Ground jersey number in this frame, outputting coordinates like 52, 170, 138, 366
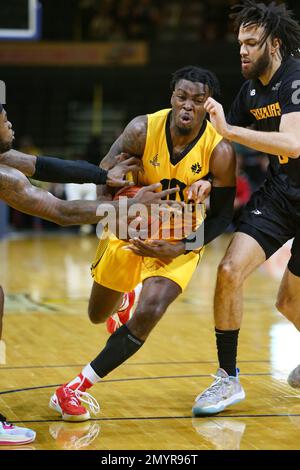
160, 178, 186, 201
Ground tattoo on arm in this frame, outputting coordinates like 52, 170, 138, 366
0, 166, 111, 226
0, 166, 61, 220
0, 149, 37, 176
100, 135, 123, 170
121, 115, 147, 156
100, 115, 147, 170
98, 115, 147, 198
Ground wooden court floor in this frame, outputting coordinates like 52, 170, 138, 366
0, 232, 300, 451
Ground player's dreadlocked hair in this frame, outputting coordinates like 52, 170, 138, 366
171, 66, 221, 98
230, 1, 300, 58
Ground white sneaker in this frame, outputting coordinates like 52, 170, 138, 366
287, 365, 300, 388
192, 368, 245, 416
0, 415, 36, 445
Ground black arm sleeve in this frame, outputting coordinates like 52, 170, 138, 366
183, 186, 236, 251
32, 156, 108, 184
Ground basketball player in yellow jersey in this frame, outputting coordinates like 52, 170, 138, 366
50, 66, 237, 421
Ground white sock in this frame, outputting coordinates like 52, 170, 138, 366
82, 363, 101, 385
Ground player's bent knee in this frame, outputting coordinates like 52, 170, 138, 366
217, 259, 242, 286
275, 293, 300, 324
128, 303, 165, 337
88, 305, 106, 324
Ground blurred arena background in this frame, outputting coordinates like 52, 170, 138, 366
3, 0, 299, 235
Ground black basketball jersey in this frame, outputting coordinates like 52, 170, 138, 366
227, 56, 300, 205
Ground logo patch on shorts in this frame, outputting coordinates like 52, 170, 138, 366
251, 209, 262, 215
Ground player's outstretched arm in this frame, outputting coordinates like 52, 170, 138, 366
205, 97, 300, 159
0, 149, 37, 176
0, 165, 105, 226
0, 149, 141, 187
0, 167, 180, 227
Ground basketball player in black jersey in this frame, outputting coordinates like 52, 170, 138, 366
193, 0, 300, 416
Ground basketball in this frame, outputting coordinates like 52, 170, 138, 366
114, 185, 142, 200
113, 185, 195, 241
113, 185, 160, 240
113, 185, 200, 241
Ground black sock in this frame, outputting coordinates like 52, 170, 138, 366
215, 328, 239, 377
90, 325, 144, 378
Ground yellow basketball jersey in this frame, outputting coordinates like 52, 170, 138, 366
137, 108, 223, 202
91, 110, 220, 285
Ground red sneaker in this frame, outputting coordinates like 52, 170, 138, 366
106, 290, 136, 334
49, 385, 100, 422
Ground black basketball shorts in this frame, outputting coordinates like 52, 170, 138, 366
236, 189, 300, 277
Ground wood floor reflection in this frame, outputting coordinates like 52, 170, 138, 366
0, 233, 300, 450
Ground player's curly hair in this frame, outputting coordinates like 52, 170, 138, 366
230, 0, 300, 58
170, 66, 221, 98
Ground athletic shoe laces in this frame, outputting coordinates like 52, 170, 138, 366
195, 374, 229, 401
0, 414, 14, 428
73, 389, 100, 415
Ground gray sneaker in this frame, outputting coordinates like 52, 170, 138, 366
192, 368, 246, 416
287, 365, 300, 388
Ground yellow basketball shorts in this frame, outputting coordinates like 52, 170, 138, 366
91, 236, 203, 293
